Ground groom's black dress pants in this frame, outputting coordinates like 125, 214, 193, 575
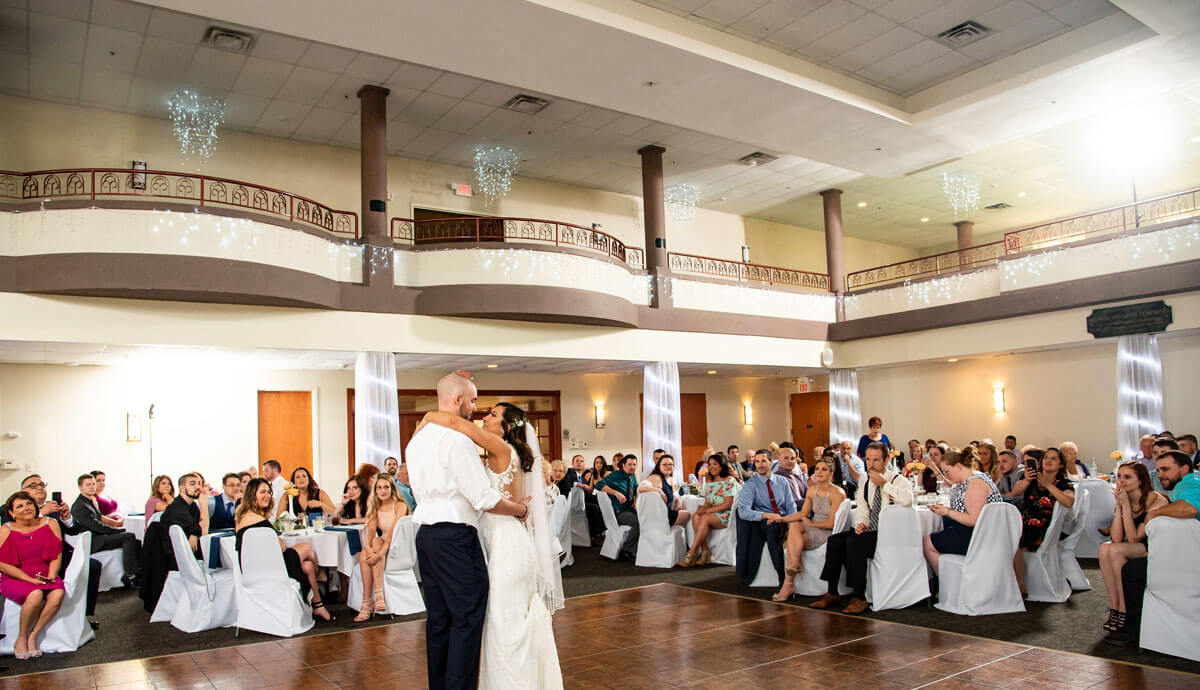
416, 523, 489, 690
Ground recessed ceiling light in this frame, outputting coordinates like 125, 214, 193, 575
1017, 192, 1026, 197
857, 201, 867, 207
706, 370, 717, 375
486, 364, 499, 368
920, 217, 930, 222
947, 358, 958, 362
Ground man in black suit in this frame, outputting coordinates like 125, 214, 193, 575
159, 473, 206, 564
72, 474, 140, 588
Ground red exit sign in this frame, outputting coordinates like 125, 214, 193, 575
453, 183, 473, 197
797, 382, 809, 392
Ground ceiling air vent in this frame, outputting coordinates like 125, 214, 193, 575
203, 26, 254, 53
503, 94, 550, 114
984, 202, 1012, 210
935, 21, 991, 49
737, 151, 778, 167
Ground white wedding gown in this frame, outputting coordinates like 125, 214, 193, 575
478, 446, 563, 690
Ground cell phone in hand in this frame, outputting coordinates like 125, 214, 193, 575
51, 491, 62, 503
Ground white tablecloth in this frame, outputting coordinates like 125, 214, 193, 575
916, 506, 944, 536
124, 515, 146, 542
201, 525, 363, 575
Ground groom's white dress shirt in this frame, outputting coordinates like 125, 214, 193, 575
407, 423, 501, 528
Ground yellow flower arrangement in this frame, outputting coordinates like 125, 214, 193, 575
890, 449, 902, 458
1110, 451, 1123, 460
915, 462, 926, 471
768, 441, 780, 451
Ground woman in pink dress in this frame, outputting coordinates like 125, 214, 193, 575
90, 471, 122, 526
0, 491, 67, 659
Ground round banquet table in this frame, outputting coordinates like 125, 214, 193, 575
124, 515, 146, 542
201, 525, 364, 575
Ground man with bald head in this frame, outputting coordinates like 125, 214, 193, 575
407, 372, 532, 689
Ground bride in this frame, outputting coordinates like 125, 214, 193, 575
419, 402, 564, 689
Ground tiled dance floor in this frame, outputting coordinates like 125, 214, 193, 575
0, 584, 1195, 689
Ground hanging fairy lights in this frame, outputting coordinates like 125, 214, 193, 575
474, 146, 519, 204
664, 183, 700, 222
167, 90, 225, 162
940, 171, 980, 219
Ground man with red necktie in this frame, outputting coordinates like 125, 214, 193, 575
734, 449, 797, 585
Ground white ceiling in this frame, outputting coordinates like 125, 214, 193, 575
636, 0, 1121, 97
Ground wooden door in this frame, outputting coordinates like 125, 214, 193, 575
639, 393, 707, 476
790, 392, 830, 462
395, 409, 559, 463
258, 391, 314, 481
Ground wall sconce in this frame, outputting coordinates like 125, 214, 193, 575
743, 402, 753, 426
594, 403, 606, 429
992, 385, 1005, 413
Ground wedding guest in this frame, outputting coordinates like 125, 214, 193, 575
237, 472, 252, 495
1004, 435, 1018, 453
355, 474, 410, 621
275, 467, 336, 519
72, 474, 139, 588
637, 454, 691, 528
774, 445, 807, 504
811, 442, 913, 614
207, 473, 241, 531
1098, 461, 1167, 634
907, 439, 924, 462
88, 471, 121, 526
1060, 441, 1089, 478
922, 447, 1004, 577
1178, 434, 1198, 465
335, 477, 369, 525
596, 454, 640, 560
677, 453, 737, 567
145, 474, 174, 519
926, 439, 938, 454
770, 458, 846, 601
160, 473, 207, 560
0, 492, 66, 659
995, 450, 1025, 507
856, 416, 893, 459
567, 455, 587, 487
543, 459, 560, 507
15, 475, 101, 629
1010, 447, 1075, 596
575, 459, 604, 541
734, 450, 797, 585
590, 456, 612, 487
835, 442, 864, 498
977, 443, 1001, 482
261, 460, 287, 515
1129, 434, 1157, 479
551, 460, 573, 497
235, 478, 332, 621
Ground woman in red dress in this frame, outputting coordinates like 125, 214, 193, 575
0, 491, 67, 659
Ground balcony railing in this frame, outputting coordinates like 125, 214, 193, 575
390, 216, 645, 269
668, 251, 830, 292
0, 168, 359, 238
848, 185, 1200, 291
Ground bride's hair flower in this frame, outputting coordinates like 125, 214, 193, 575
510, 418, 525, 429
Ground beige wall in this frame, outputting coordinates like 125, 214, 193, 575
743, 216, 918, 273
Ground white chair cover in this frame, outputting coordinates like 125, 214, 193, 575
1141, 518, 1200, 661
568, 487, 590, 548
633, 493, 684, 568
148, 511, 163, 524
551, 495, 573, 567
868, 506, 930, 611
1059, 490, 1091, 591
936, 503, 1025, 616
231, 528, 314, 637
794, 499, 853, 596
1074, 478, 1115, 558
150, 525, 236, 632
0, 533, 95, 654
1024, 502, 1072, 603
705, 487, 739, 567
596, 494, 632, 560
724, 507, 779, 588
92, 548, 125, 592
381, 516, 425, 615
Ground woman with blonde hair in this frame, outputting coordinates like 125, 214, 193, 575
977, 443, 1001, 482
354, 473, 410, 621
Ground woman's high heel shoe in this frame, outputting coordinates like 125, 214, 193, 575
354, 594, 374, 622
696, 549, 712, 566
374, 589, 387, 613
677, 551, 699, 568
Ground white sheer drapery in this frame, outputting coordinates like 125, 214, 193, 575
642, 362, 682, 484
354, 351, 401, 471
1116, 334, 1164, 462
829, 368, 862, 446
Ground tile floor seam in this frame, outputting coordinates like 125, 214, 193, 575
908, 648, 1039, 689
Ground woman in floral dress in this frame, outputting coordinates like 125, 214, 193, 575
1011, 447, 1075, 595
677, 452, 738, 567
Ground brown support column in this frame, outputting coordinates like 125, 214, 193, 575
820, 188, 845, 319
954, 220, 975, 251
357, 85, 391, 288
638, 144, 670, 308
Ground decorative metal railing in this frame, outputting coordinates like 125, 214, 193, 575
848, 186, 1200, 291
390, 216, 644, 269
667, 251, 830, 292
0, 168, 359, 237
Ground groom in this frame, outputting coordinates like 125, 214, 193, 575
408, 372, 531, 690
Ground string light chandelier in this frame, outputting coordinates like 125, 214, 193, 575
474, 146, 519, 204
167, 90, 225, 162
664, 183, 700, 222
940, 171, 981, 220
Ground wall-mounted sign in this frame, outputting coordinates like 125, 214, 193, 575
1086, 300, 1172, 339
452, 183, 473, 197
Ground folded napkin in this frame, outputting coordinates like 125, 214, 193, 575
323, 526, 363, 555
205, 531, 234, 569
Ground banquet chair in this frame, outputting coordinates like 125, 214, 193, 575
793, 499, 853, 596
150, 525, 236, 632
1140, 517, 1200, 662
596, 495, 632, 560
936, 503, 1025, 615
1024, 502, 1072, 603
634, 493, 685, 568
1059, 490, 1091, 591
551, 495, 573, 567
231, 528, 313, 637
568, 487, 590, 548
93, 548, 126, 592
705, 487, 739, 567
867, 506, 930, 611
0, 533, 95, 654
381, 516, 424, 615
1074, 478, 1114, 558
726, 508, 780, 588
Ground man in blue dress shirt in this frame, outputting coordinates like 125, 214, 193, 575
735, 449, 796, 585
207, 473, 241, 531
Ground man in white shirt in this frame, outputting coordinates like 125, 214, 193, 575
261, 460, 286, 515
408, 372, 530, 690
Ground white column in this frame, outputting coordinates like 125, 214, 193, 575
642, 362, 682, 485
354, 351, 401, 470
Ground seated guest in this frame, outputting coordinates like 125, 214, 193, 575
774, 445, 808, 504
207, 473, 242, 532
89, 471, 122, 526
160, 473, 207, 559
355, 474, 411, 621
596, 454, 641, 560
995, 450, 1025, 506
907, 439, 924, 462
382, 457, 416, 511
237, 472, 252, 495
544, 459, 560, 507
1010, 447, 1075, 596
1109, 451, 1199, 647
922, 447, 1004, 579
733, 450, 797, 585
235, 478, 332, 621
856, 416, 893, 459
353, 463, 381, 490
1178, 433, 1198, 466
677, 453, 738, 567
586, 455, 609, 488
1149, 437, 1179, 492
145, 474, 174, 519
811, 442, 913, 614
0, 492, 66, 659
637, 454, 691, 528
1098, 461, 1167, 634
72, 474, 140, 588
275, 467, 336, 519
834, 442, 865, 499
567, 455, 587, 488
335, 476, 369, 525
551, 460, 572, 497
770, 457, 846, 601
976, 444, 1001, 483
1060, 441, 1089, 478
